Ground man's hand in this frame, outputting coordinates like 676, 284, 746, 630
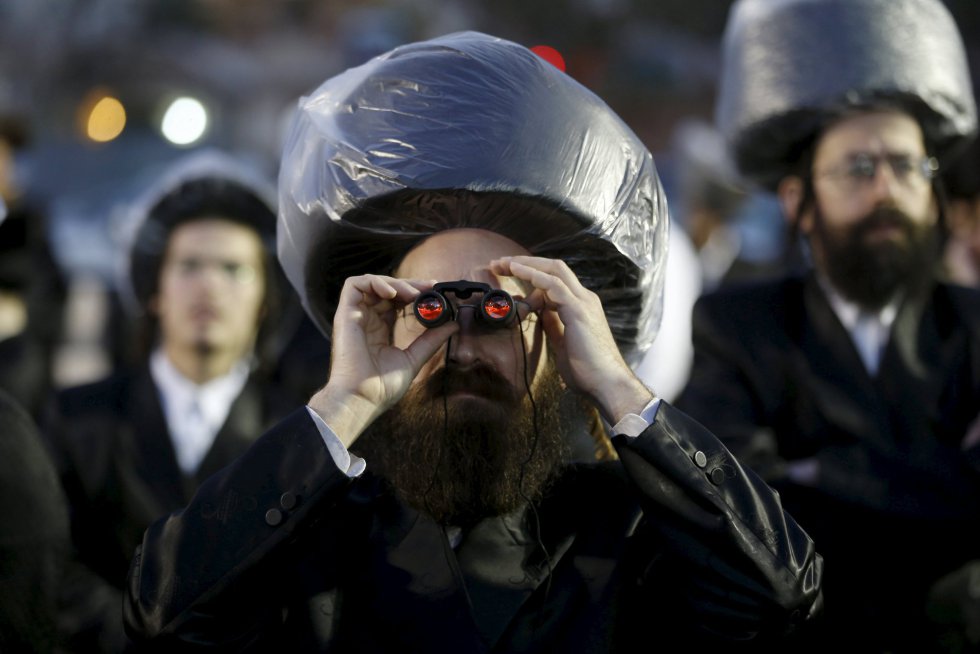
308, 274, 457, 447
489, 255, 654, 424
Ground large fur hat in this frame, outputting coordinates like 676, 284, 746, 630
276, 31, 669, 363
716, 0, 978, 190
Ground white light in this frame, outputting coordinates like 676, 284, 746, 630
161, 97, 208, 145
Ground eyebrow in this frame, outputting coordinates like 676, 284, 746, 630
842, 147, 922, 158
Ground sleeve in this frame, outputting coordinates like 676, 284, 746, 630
614, 401, 823, 643
305, 405, 366, 477
123, 408, 357, 648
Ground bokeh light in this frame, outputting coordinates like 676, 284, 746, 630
82, 94, 127, 143
160, 96, 209, 146
530, 45, 566, 72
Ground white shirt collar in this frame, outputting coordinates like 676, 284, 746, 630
817, 276, 901, 375
149, 348, 251, 475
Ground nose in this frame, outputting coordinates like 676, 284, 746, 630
867, 160, 902, 203
195, 263, 225, 289
447, 309, 484, 366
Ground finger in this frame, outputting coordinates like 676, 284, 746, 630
388, 278, 437, 302
402, 321, 459, 371
343, 275, 427, 310
503, 259, 579, 310
492, 255, 588, 296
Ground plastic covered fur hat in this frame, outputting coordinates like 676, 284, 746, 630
276, 31, 669, 364
716, 0, 978, 190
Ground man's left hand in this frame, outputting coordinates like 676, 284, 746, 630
489, 255, 654, 424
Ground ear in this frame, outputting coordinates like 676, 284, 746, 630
777, 175, 812, 234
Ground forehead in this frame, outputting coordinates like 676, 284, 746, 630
396, 228, 531, 291
814, 110, 927, 162
167, 217, 263, 259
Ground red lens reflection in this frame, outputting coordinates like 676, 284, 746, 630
416, 297, 445, 322
483, 296, 512, 320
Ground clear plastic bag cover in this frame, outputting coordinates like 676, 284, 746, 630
716, 0, 977, 190
277, 31, 669, 363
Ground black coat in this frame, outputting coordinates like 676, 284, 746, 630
123, 403, 822, 652
0, 389, 68, 654
676, 273, 980, 652
45, 367, 292, 652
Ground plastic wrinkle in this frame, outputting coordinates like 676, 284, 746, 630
276, 31, 670, 363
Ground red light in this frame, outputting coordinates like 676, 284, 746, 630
530, 45, 566, 72
483, 296, 512, 320
417, 297, 444, 322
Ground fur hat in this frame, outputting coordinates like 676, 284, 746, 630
716, 0, 977, 190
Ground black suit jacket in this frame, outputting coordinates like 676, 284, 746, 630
123, 403, 823, 652
45, 366, 291, 652
676, 273, 980, 651
0, 390, 68, 654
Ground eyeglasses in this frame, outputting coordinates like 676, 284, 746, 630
813, 152, 938, 192
167, 257, 258, 285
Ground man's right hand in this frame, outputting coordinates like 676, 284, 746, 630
308, 274, 457, 447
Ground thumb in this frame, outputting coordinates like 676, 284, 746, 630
402, 322, 459, 372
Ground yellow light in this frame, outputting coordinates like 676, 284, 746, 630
86, 95, 126, 142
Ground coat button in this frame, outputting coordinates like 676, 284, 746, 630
709, 468, 726, 485
265, 508, 283, 526
693, 451, 707, 468
280, 492, 298, 510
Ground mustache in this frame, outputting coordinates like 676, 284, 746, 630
854, 206, 916, 237
422, 363, 521, 403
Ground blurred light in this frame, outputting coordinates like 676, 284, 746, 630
530, 45, 566, 72
84, 94, 127, 143
161, 97, 208, 146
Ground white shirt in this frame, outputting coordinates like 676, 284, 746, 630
150, 349, 251, 475
818, 278, 900, 376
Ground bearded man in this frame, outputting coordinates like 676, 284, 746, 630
123, 32, 822, 652
676, 1, 980, 651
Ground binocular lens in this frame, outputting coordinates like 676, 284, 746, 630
415, 295, 447, 324
483, 295, 513, 321
412, 283, 517, 329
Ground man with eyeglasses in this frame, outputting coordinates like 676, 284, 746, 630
122, 33, 823, 652
44, 151, 294, 652
676, 0, 980, 651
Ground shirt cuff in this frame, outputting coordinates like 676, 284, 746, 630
304, 406, 366, 478
610, 397, 662, 438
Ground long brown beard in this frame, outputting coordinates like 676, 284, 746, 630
813, 204, 938, 310
353, 359, 567, 528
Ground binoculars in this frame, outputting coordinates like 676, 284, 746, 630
413, 280, 518, 328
